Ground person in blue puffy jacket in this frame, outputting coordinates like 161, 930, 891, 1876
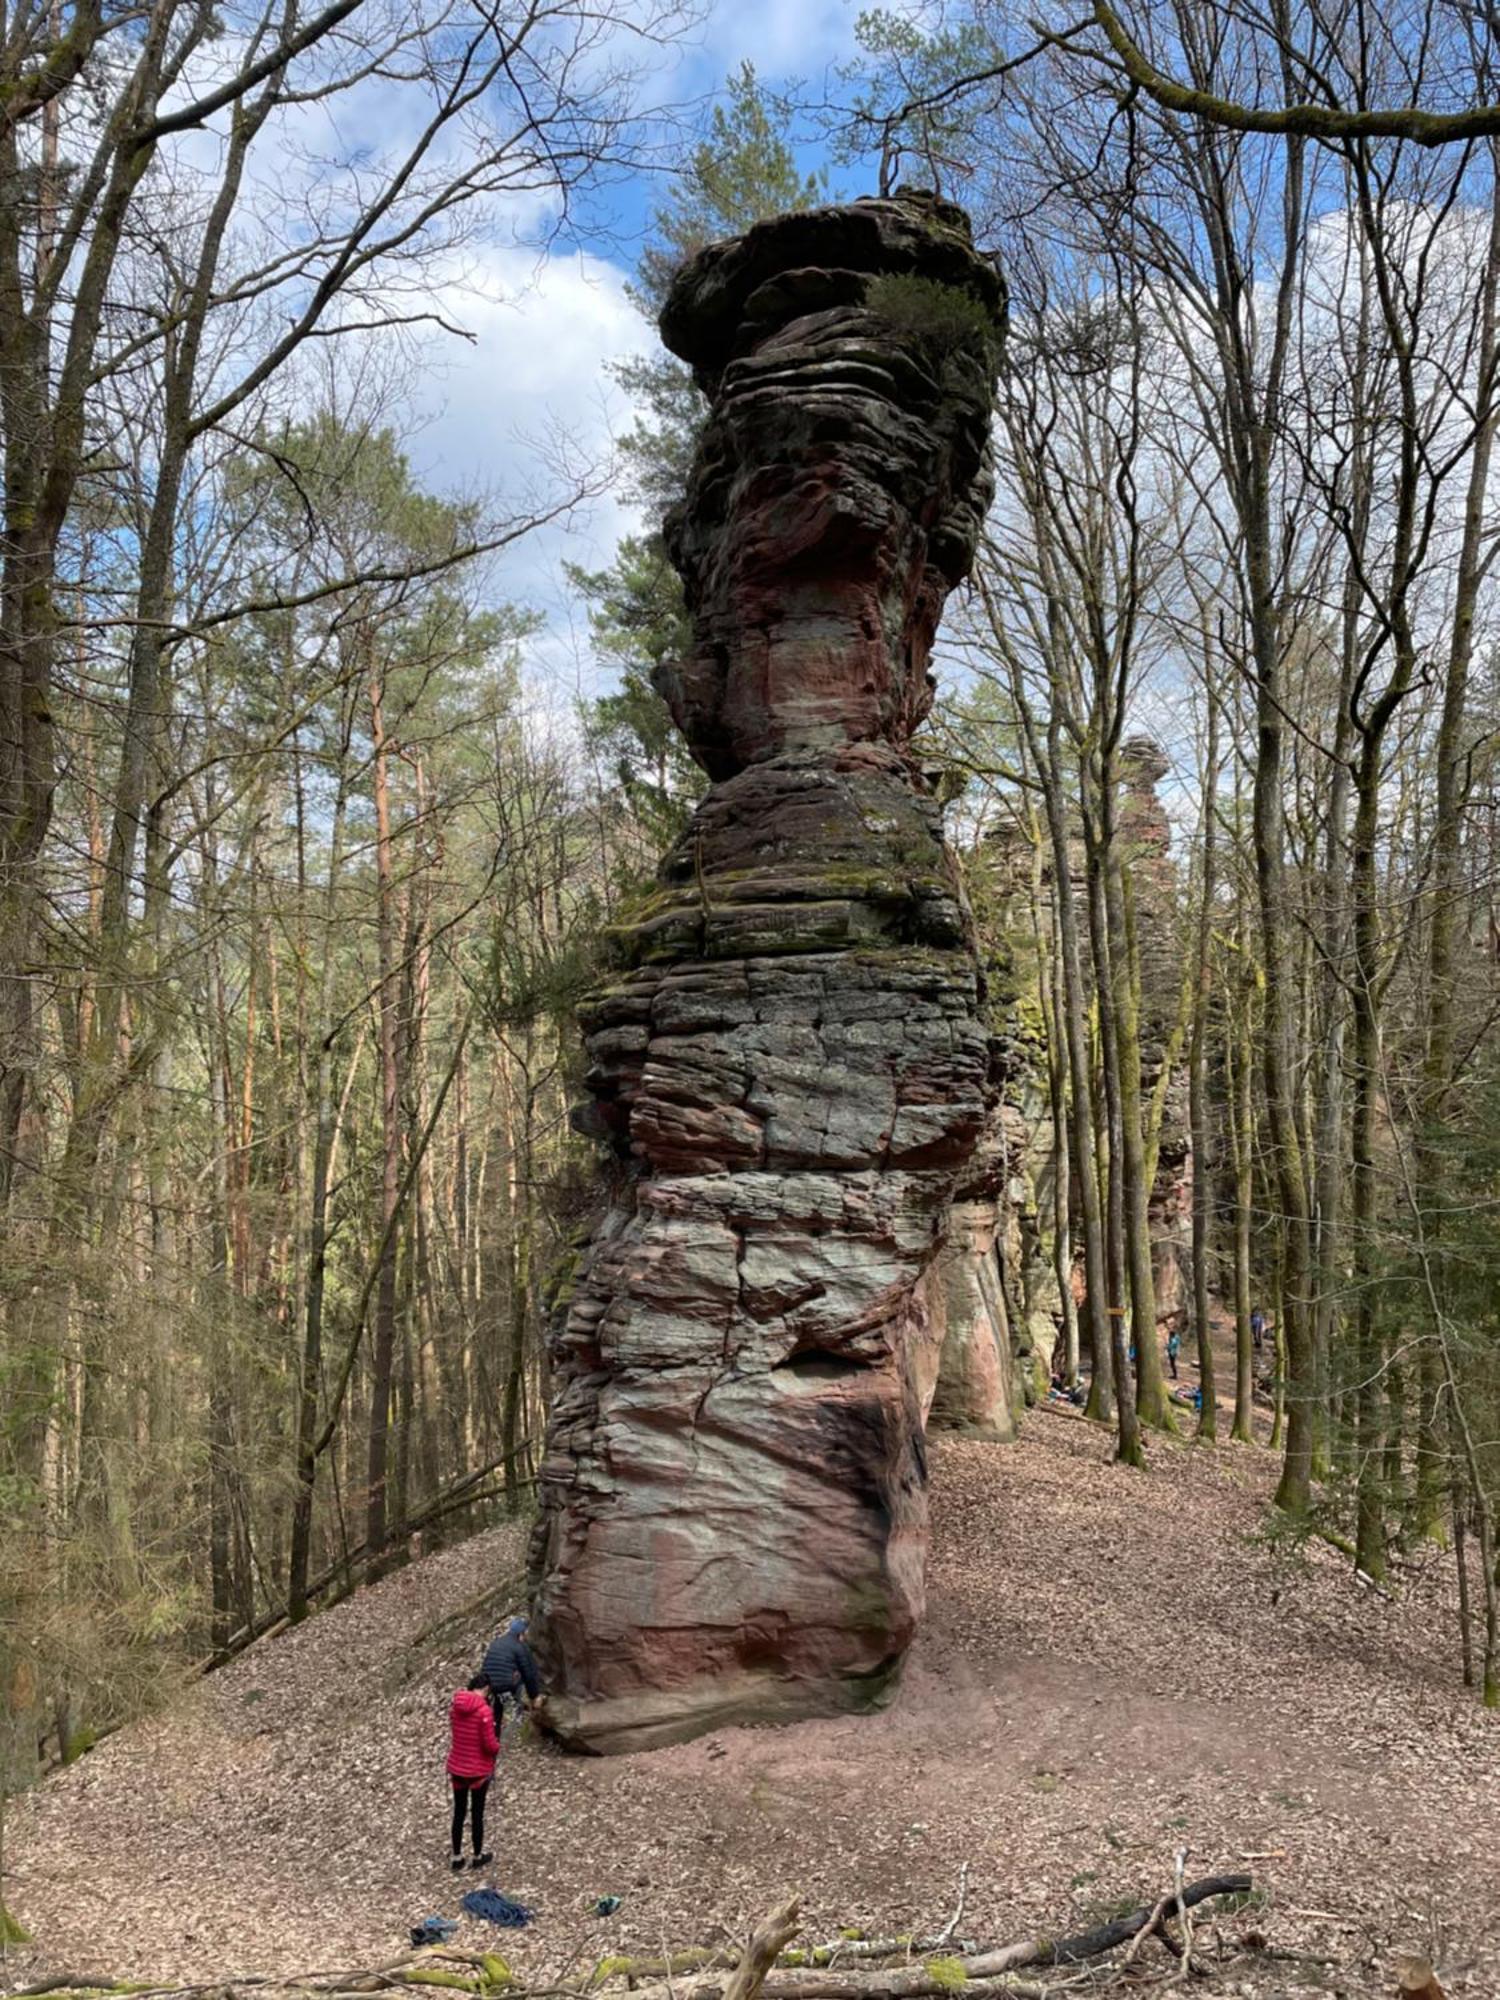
480, 1614, 541, 1722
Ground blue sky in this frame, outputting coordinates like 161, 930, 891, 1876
397, 0, 872, 709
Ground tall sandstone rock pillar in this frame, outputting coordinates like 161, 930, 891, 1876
529, 194, 1005, 1753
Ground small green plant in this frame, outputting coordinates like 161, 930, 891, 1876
1216, 1888, 1267, 1917
867, 274, 1002, 371
1, 1901, 31, 1946
1083, 1894, 1143, 1927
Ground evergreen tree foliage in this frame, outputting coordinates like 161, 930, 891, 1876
575, 65, 826, 803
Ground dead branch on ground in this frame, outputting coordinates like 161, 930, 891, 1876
5, 1874, 1260, 2000
721, 1901, 802, 2000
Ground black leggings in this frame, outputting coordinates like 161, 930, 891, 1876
451, 1777, 489, 1856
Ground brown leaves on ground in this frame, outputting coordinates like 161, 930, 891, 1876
3, 1414, 1496, 1997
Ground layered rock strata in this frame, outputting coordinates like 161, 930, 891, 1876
918, 1123, 1018, 1440
529, 193, 1005, 1754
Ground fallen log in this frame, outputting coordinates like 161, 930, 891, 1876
9, 1981, 130, 1997
777, 1940, 978, 1972
1037, 1870, 1251, 1967
596, 1876, 975, 1983
589, 1948, 723, 1983
619, 1876, 1254, 2000
589, 1938, 982, 1986
8, 1876, 1256, 2000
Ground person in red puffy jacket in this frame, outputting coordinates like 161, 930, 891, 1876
446, 1676, 499, 1870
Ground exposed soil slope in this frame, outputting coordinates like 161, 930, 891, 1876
4, 1413, 1496, 1997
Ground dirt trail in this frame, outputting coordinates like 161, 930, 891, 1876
4, 1409, 1496, 1998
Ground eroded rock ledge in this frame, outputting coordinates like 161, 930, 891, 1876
529, 193, 1005, 1753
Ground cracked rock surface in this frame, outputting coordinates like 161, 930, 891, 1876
529, 193, 1005, 1753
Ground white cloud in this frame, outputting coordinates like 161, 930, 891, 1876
406, 242, 651, 700
284, 0, 873, 705
696, 0, 863, 77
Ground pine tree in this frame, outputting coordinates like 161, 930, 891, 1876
576, 66, 825, 799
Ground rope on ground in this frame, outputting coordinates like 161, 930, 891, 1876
460, 1890, 533, 1930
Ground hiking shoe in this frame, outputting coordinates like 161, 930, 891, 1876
471, 1851, 493, 1870
451, 1854, 468, 1871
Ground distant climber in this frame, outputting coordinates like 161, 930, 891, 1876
1166, 1327, 1181, 1380
480, 1614, 541, 1722
1048, 1369, 1087, 1409
1250, 1306, 1265, 1352
447, 1677, 498, 1872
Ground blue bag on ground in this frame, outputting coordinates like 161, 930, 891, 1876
463, 1888, 534, 1928
411, 1916, 459, 1946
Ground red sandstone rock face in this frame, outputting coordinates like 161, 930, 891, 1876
658, 197, 1002, 775
920, 1132, 1018, 1441
529, 194, 1004, 1753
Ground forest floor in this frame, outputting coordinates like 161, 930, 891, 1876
4, 1375, 1497, 1999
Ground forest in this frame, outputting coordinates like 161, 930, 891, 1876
2, 2, 1499, 1994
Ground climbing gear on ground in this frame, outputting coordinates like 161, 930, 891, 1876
594, 1896, 622, 1916
411, 1916, 460, 1947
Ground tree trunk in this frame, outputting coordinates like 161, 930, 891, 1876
1046, 926, 1079, 1383
1253, 586, 1314, 1513
287, 705, 354, 1623
1102, 782, 1165, 1431
1189, 690, 1218, 1440
1083, 790, 1141, 1465
1411, 149, 1500, 1545
1229, 986, 1255, 1445
1045, 771, 1114, 1431
364, 655, 403, 1574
